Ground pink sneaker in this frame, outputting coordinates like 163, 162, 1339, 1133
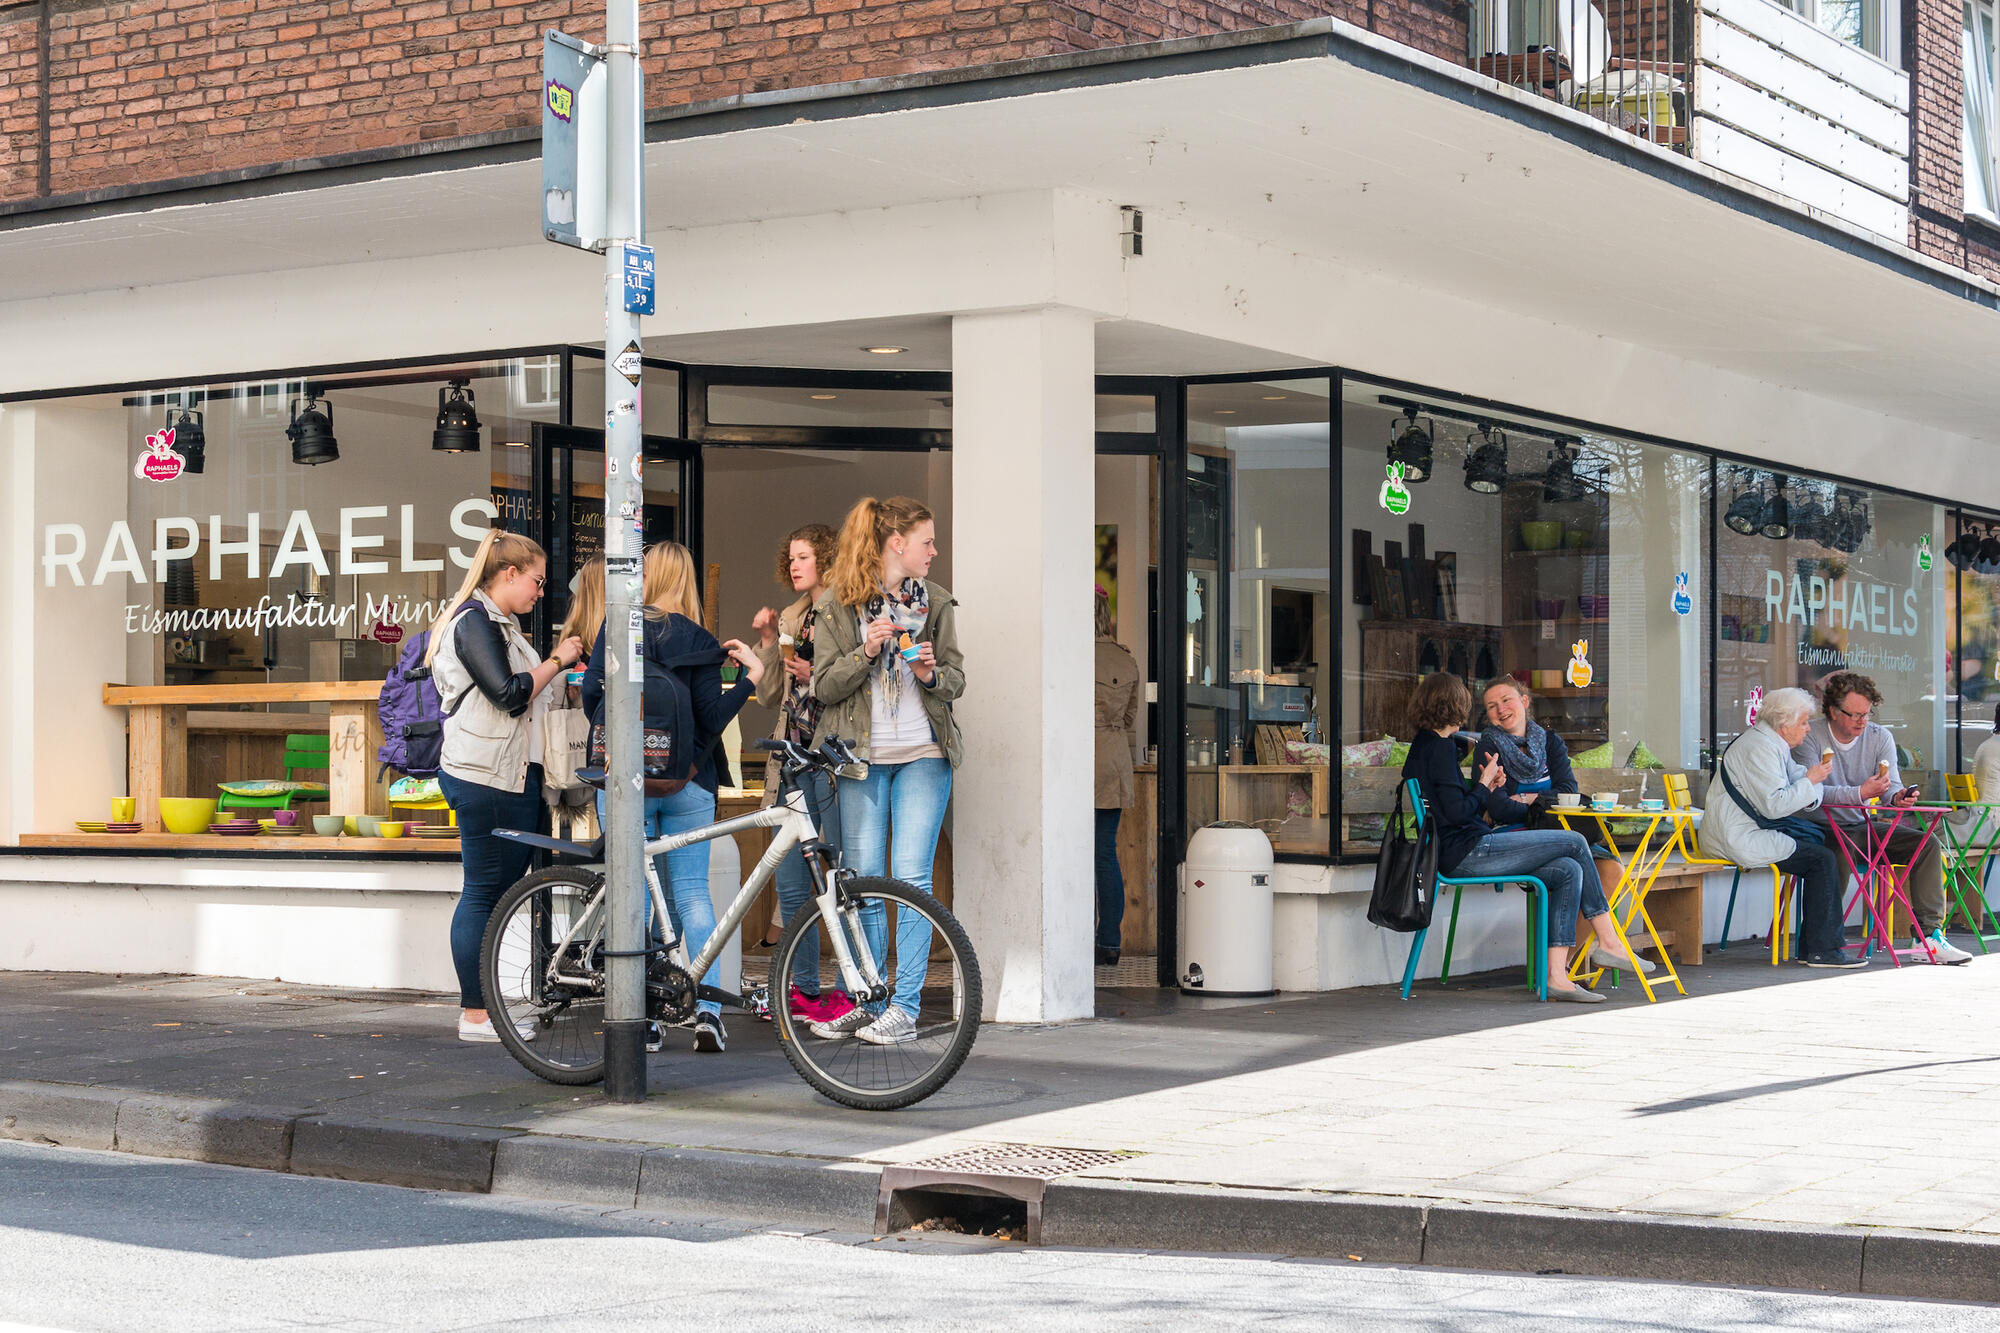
789, 988, 855, 1024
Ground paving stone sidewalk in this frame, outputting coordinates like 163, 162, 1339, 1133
5, 941, 2000, 1237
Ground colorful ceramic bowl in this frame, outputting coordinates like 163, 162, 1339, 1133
1520, 521, 1564, 551
376, 821, 407, 839
158, 797, 218, 835
313, 815, 345, 836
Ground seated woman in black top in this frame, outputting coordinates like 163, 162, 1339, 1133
1399, 672, 1644, 1003
1471, 676, 1641, 974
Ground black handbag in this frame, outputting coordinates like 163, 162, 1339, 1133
1368, 782, 1440, 932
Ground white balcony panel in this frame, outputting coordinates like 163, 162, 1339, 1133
1695, 117, 1909, 236
1694, 69, 1908, 199
1696, 12, 1908, 151
1699, 0, 1909, 110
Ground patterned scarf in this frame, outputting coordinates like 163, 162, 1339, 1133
864, 578, 931, 713
782, 602, 823, 747
1482, 719, 1550, 786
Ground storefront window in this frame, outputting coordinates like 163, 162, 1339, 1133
1336, 380, 1710, 852
1182, 378, 1331, 858
1949, 512, 2000, 764
1715, 470, 1945, 775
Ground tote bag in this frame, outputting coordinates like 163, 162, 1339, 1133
1367, 782, 1440, 932
540, 704, 592, 792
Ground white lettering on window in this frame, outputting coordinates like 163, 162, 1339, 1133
153, 518, 200, 582
43, 523, 85, 587
400, 504, 444, 573
92, 521, 148, 585
268, 509, 330, 581
448, 498, 501, 569
210, 513, 261, 580
339, 505, 389, 575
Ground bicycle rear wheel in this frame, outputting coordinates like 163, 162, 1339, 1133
480, 866, 609, 1086
771, 876, 980, 1110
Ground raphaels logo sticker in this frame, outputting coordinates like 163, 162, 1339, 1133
371, 621, 405, 647
134, 427, 185, 483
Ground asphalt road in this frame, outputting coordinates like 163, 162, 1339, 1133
0, 1141, 1990, 1332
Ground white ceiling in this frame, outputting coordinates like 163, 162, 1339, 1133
5, 39, 2000, 430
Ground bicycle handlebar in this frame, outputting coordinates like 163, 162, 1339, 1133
752, 734, 861, 774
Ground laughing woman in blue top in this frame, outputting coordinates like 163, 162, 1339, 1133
1470, 676, 1640, 974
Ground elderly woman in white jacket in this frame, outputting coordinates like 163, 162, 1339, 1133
1701, 686, 1861, 968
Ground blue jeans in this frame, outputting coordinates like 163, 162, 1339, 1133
440, 764, 544, 1010
842, 756, 952, 1018
598, 785, 723, 1018
1095, 808, 1124, 950
772, 768, 842, 996
1451, 828, 1608, 948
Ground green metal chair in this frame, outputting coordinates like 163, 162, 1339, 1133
215, 733, 332, 813
1396, 779, 1551, 1001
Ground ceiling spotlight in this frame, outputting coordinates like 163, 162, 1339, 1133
167, 400, 205, 474
810, 393, 839, 401
1214, 409, 1237, 416
1760, 475, 1792, 540
1462, 423, 1508, 494
862, 345, 907, 355
1261, 394, 1288, 401
1387, 406, 1434, 484
431, 378, 482, 453
286, 389, 339, 466
1949, 525, 1983, 570
1979, 528, 2000, 575
1541, 439, 1587, 502
1724, 471, 1764, 536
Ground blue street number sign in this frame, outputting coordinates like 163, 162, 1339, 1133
623, 244, 655, 316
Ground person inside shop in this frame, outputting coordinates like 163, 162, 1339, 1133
582, 541, 765, 1055
807, 495, 966, 1045
546, 555, 606, 840
1701, 686, 1860, 968
1400, 672, 1650, 1003
748, 521, 853, 1025
1094, 584, 1141, 969
428, 528, 586, 1044
1470, 676, 1648, 976
1792, 671, 1966, 965
1950, 700, 2000, 848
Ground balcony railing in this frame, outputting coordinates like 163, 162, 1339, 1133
1470, 0, 1911, 239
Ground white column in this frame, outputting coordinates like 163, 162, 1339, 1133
950, 306, 1097, 1023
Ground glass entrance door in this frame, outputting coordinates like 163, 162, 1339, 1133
530, 422, 701, 646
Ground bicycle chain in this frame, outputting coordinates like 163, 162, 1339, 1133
646, 957, 696, 1025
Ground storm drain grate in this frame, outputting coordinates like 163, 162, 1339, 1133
876, 1143, 1136, 1243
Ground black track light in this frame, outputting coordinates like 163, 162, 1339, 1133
432, 378, 482, 453
1542, 439, 1587, 503
1387, 406, 1434, 484
1760, 476, 1792, 540
167, 402, 205, 474
287, 389, 339, 465
1724, 471, 1764, 536
1463, 424, 1509, 494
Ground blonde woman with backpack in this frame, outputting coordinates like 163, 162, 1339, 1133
427, 528, 585, 1043
807, 496, 965, 1046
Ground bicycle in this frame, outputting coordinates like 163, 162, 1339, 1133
476, 736, 981, 1110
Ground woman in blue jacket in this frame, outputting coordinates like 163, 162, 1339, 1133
582, 541, 763, 1053
1400, 672, 1645, 1003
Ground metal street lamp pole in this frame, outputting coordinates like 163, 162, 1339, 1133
600, 0, 648, 1103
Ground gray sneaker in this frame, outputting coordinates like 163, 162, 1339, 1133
856, 1006, 918, 1045
808, 1005, 876, 1041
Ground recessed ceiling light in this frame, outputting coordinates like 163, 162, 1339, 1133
862, 346, 907, 355
1262, 394, 1288, 401
1214, 409, 1237, 415
810, 393, 838, 401
500, 440, 528, 448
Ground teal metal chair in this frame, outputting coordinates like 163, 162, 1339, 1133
1397, 779, 1551, 1001
216, 733, 332, 813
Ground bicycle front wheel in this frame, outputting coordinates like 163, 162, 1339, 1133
480, 866, 609, 1086
771, 876, 981, 1110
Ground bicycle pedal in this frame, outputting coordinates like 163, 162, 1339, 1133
746, 985, 772, 1020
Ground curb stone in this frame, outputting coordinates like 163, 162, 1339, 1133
6, 1080, 2000, 1303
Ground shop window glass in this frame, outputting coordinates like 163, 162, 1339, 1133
1715, 467, 1944, 775
569, 354, 681, 436
1096, 394, 1157, 433
1947, 512, 2000, 765
1336, 380, 1710, 852
705, 383, 950, 430
1182, 378, 1331, 859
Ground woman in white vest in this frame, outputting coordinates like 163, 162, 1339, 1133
427, 528, 585, 1042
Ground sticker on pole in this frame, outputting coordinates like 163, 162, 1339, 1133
622, 244, 655, 316
613, 341, 642, 384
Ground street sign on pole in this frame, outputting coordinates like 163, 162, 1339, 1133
622, 244, 655, 315
542, 30, 608, 252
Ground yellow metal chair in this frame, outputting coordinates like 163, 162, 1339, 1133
1660, 772, 1791, 961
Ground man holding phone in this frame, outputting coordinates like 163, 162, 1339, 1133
1793, 671, 1968, 965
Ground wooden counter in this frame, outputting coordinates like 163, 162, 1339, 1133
104, 682, 388, 831
19, 832, 453, 854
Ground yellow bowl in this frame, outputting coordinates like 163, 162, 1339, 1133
158, 797, 218, 835
376, 821, 406, 839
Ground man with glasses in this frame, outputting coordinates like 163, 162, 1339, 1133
1792, 672, 1968, 965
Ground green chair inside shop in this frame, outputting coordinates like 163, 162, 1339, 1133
216, 733, 332, 813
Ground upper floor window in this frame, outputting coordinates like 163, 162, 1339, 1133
1969, 0, 2000, 217
1780, 0, 1893, 60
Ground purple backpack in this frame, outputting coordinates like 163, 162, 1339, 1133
376, 603, 477, 778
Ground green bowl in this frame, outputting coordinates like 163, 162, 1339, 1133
1564, 530, 1590, 549
1520, 521, 1564, 551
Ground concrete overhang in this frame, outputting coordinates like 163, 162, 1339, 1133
2, 19, 1998, 442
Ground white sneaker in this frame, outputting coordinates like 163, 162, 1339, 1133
457, 1012, 538, 1043
808, 1006, 876, 1041
1923, 929, 1974, 966
855, 1006, 918, 1045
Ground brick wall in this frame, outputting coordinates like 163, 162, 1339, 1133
0, 0, 1485, 206
1908, 0, 2000, 282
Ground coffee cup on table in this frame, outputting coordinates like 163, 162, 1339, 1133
110, 797, 135, 823
1591, 791, 1619, 810
1554, 793, 1582, 808
273, 809, 298, 827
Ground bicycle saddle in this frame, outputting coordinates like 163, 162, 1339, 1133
493, 828, 605, 861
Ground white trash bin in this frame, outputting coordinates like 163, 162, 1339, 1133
1178, 822, 1275, 997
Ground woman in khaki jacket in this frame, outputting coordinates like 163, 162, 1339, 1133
806, 495, 965, 1046
1094, 587, 1140, 967
748, 522, 851, 1024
